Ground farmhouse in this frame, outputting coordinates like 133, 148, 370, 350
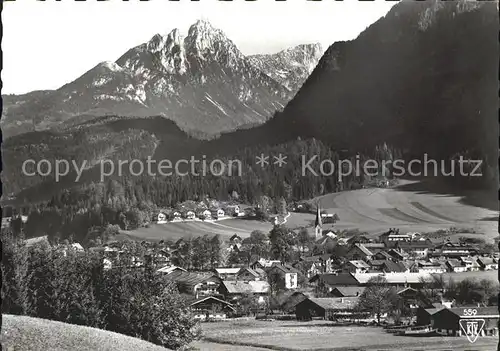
368, 260, 408, 273
214, 267, 241, 280
225, 205, 241, 217
163, 271, 222, 298
171, 211, 182, 221
156, 212, 168, 224
345, 243, 374, 261
344, 260, 370, 274
157, 265, 187, 275
445, 259, 467, 273
219, 280, 270, 303
419, 306, 500, 336
309, 273, 360, 295
189, 296, 236, 320
183, 210, 196, 220
266, 264, 300, 289
476, 257, 498, 270
236, 267, 262, 281
198, 209, 212, 220
279, 291, 311, 313
295, 297, 365, 321
211, 208, 225, 219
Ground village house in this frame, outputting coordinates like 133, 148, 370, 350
229, 234, 243, 245
224, 205, 241, 217
211, 208, 225, 220
189, 296, 236, 321
346, 235, 371, 245
329, 286, 365, 298
410, 260, 446, 274
214, 267, 241, 280
445, 259, 467, 273
368, 260, 408, 273
198, 209, 212, 220
183, 210, 196, 220
396, 240, 434, 258
344, 260, 371, 274
279, 291, 311, 313
171, 211, 182, 221
476, 256, 498, 270
157, 265, 187, 275
163, 271, 222, 298
236, 267, 263, 281
386, 248, 407, 261
295, 297, 366, 321
266, 264, 300, 290
345, 243, 374, 262
156, 212, 168, 224
379, 230, 411, 246
250, 258, 282, 270
396, 287, 433, 311
218, 280, 270, 304
298, 254, 334, 275
361, 242, 386, 254
309, 273, 360, 296
372, 250, 394, 261
432, 241, 478, 257
459, 256, 481, 271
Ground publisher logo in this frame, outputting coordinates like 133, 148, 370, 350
459, 318, 485, 343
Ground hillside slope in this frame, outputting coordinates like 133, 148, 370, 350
1, 314, 173, 351
187, 0, 498, 186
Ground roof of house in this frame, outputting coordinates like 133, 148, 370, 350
221, 280, 269, 294
374, 251, 393, 260
370, 260, 407, 273
349, 260, 370, 269
305, 297, 360, 310
214, 267, 241, 275
157, 265, 187, 274
163, 271, 219, 286
331, 286, 365, 297
238, 267, 260, 278
267, 263, 300, 274
446, 259, 463, 268
351, 243, 374, 257
189, 296, 236, 312
310, 273, 359, 286
477, 257, 495, 265
353, 272, 432, 285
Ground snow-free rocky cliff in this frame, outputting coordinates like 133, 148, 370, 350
1, 20, 322, 138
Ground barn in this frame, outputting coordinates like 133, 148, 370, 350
295, 297, 367, 321
418, 306, 499, 336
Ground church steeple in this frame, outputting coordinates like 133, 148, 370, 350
315, 202, 322, 240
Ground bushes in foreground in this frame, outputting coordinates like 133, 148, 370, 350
1, 231, 199, 349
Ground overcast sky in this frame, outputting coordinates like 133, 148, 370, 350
2, 0, 396, 94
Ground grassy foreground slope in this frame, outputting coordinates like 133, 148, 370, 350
1, 314, 173, 351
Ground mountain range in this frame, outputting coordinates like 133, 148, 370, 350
194, 0, 498, 183
2, 0, 498, 204
1, 20, 323, 139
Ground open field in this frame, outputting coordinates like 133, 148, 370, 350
194, 319, 497, 351
117, 218, 273, 242
119, 179, 497, 243
1, 314, 172, 351
287, 179, 498, 240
